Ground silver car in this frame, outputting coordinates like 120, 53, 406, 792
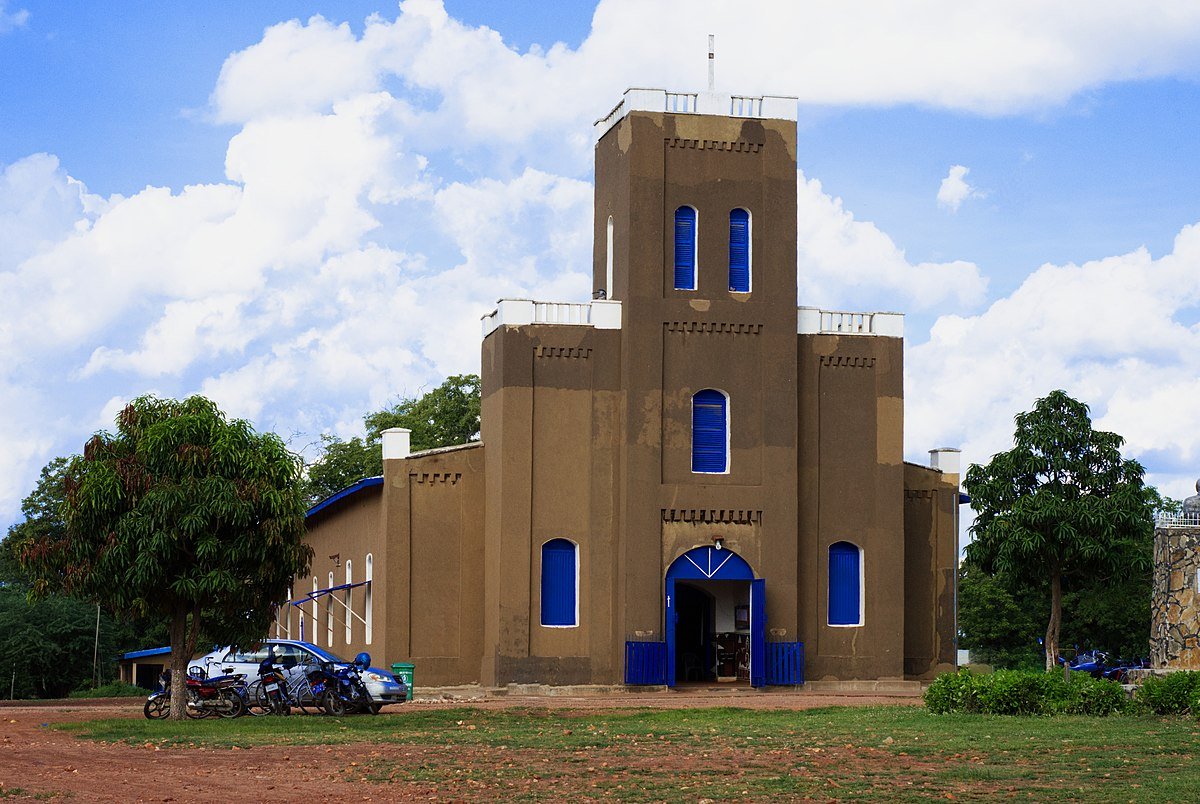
189, 639, 407, 711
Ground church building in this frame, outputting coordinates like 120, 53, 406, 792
290, 85, 963, 688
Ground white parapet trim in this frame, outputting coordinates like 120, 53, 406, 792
381, 427, 411, 460
797, 306, 905, 338
595, 87, 799, 138
482, 299, 623, 338
929, 448, 961, 476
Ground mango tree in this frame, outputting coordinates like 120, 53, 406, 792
20, 396, 312, 718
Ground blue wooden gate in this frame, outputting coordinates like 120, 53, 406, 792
765, 641, 805, 686
624, 640, 667, 685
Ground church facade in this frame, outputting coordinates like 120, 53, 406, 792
290, 88, 962, 687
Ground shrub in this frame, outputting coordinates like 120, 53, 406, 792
924, 668, 978, 715
976, 670, 1051, 716
1136, 671, 1200, 716
925, 669, 1130, 716
1056, 674, 1130, 716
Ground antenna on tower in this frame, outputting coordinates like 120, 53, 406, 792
708, 34, 715, 91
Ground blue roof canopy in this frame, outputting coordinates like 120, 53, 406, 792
120, 646, 171, 660
306, 476, 384, 519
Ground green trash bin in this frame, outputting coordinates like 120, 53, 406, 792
391, 662, 414, 702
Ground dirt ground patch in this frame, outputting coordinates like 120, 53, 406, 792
0, 690, 921, 801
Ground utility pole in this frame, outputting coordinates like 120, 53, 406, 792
92, 603, 100, 688
708, 34, 715, 91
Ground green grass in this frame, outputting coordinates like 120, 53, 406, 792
59, 705, 1200, 801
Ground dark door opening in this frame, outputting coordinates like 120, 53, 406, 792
674, 582, 715, 683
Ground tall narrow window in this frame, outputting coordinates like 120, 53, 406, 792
285, 590, 292, 639
691, 389, 729, 473
540, 539, 578, 627
344, 560, 353, 645
311, 577, 318, 643
327, 571, 335, 647
606, 215, 614, 296
674, 206, 697, 290
365, 553, 374, 645
729, 208, 750, 292
828, 541, 863, 626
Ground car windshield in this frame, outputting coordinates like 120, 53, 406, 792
297, 643, 350, 663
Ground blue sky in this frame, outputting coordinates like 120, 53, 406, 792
3, 0, 1200, 531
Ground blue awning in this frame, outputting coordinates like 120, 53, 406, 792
120, 646, 171, 660
306, 476, 384, 519
958, 492, 971, 505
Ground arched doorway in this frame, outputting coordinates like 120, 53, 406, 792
665, 546, 765, 687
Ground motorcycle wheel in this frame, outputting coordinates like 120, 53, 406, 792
368, 703, 383, 715
143, 695, 169, 720
323, 690, 347, 717
216, 689, 244, 719
184, 693, 210, 719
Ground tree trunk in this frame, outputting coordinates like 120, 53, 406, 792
1044, 565, 1063, 672
168, 606, 189, 720
166, 603, 203, 720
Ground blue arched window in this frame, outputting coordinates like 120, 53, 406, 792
540, 539, 578, 627
674, 206, 697, 290
729, 208, 750, 292
828, 541, 862, 626
691, 389, 728, 474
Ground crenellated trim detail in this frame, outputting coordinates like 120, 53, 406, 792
410, 472, 461, 485
662, 508, 762, 524
665, 322, 763, 335
666, 138, 762, 153
819, 355, 876, 369
904, 489, 936, 500
535, 346, 592, 359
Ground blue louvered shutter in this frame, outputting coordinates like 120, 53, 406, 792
729, 208, 750, 292
828, 542, 861, 625
541, 539, 576, 626
674, 206, 696, 290
691, 390, 728, 473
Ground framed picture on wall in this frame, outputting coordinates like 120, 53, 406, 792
734, 604, 750, 631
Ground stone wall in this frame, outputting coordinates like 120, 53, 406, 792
1151, 526, 1200, 669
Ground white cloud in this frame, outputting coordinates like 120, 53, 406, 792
937, 165, 984, 212
906, 224, 1200, 497
0, 2, 28, 34
798, 171, 987, 311
7, 0, 1200, 521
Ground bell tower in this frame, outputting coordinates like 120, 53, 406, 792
591, 88, 802, 650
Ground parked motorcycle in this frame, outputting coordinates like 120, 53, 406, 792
255, 653, 292, 715
309, 652, 375, 716
1057, 650, 1109, 679
142, 668, 246, 719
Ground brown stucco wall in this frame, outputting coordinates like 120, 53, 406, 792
481, 324, 622, 684
902, 462, 959, 679
797, 332, 905, 680
382, 443, 486, 685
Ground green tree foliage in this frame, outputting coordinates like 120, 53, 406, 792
964, 390, 1157, 671
2, 457, 167, 698
18, 395, 312, 717
956, 561, 1044, 670
305, 373, 481, 503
